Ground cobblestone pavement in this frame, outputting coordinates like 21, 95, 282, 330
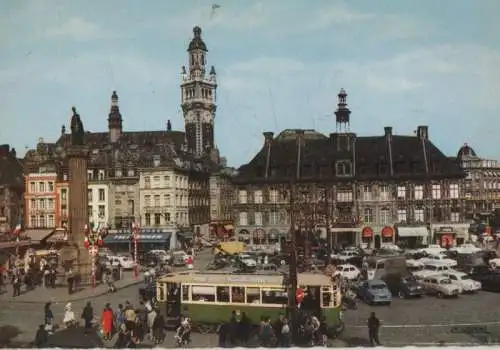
335, 291, 500, 346
2, 248, 500, 347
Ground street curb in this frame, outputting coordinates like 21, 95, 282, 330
3, 280, 144, 304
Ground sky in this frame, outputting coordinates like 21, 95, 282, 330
1, 0, 500, 167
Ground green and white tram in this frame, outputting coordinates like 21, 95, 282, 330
156, 271, 343, 334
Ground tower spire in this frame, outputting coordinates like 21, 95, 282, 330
181, 27, 217, 158
334, 88, 351, 133
108, 90, 123, 143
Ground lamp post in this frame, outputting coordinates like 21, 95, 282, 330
84, 223, 104, 287
131, 222, 140, 278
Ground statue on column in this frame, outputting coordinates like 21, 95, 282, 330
70, 106, 85, 146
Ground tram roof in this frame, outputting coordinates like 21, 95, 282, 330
158, 272, 332, 286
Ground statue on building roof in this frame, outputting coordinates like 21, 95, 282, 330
70, 106, 85, 146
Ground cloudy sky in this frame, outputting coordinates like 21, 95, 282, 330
1, 0, 499, 166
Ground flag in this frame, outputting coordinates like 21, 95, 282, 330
212, 4, 220, 10
12, 224, 21, 235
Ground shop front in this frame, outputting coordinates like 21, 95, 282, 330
237, 229, 251, 244
209, 222, 234, 240
361, 226, 374, 248
380, 226, 394, 247
433, 226, 456, 248
103, 229, 175, 253
395, 226, 428, 248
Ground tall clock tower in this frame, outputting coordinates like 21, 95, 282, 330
181, 26, 217, 157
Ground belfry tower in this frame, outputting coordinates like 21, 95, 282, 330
334, 88, 351, 133
180, 26, 217, 157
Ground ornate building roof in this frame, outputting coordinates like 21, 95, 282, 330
457, 143, 477, 158
0, 145, 23, 188
234, 127, 464, 184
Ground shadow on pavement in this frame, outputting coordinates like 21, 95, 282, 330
46, 327, 104, 348
339, 336, 372, 347
0, 325, 22, 347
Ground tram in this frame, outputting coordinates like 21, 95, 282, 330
156, 271, 342, 334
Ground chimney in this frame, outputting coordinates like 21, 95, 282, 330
417, 125, 428, 141
263, 132, 274, 179
263, 132, 274, 143
0, 144, 9, 157
384, 126, 392, 137
10, 147, 16, 158
167, 120, 172, 132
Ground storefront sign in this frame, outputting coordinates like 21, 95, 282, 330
362, 227, 373, 238
437, 227, 454, 233
381, 226, 394, 237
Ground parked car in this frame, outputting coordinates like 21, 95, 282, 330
413, 262, 455, 280
383, 274, 423, 299
336, 264, 361, 280
419, 245, 446, 256
356, 280, 392, 305
420, 275, 460, 298
466, 265, 500, 292
421, 254, 458, 267
442, 271, 481, 293
449, 244, 482, 255
108, 255, 135, 270
172, 250, 189, 266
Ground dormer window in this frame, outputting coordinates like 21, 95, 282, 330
98, 170, 105, 181
115, 169, 122, 177
336, 160, 352, 177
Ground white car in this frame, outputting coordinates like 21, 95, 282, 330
420, 245, 446, 256
238, 254, 257, 268
109, 255, 136, 270
442, 271, 481, 293
336, 264, 361, 280
150, 249, 171, 263
413, 262, 455, 280
449, 244, 481, 254
421, 254, 457, 267
331, 251, 358, 261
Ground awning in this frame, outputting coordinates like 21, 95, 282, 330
177, 231, 194, 239
397, 227, 428, 238
24, 229, 55, 243
46, 230, 68, 243
103, 232, 171, 244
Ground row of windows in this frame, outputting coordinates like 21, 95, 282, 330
29, 198, 54, 210
144, 194, 188, 207
88, 189, 106, 202
88, 205, 106, 218
239, 212, 282, 226
172, 284, 337, 308
29, 215, 55, 228
363, 208, 461, 224
143, 212, 188, 226
238, 184, 461, 204
143, 175, 188, 189
29, 181, 54, 193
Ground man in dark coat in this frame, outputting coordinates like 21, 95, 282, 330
367, 312, 381, 346
81, 302, 94, 331
34, 324, 48, 348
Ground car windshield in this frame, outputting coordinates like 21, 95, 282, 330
370, 284, 386, 290
439, 279, 452, 284
460, 275, 471, 280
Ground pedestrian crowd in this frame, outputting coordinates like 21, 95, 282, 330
33, 299, 167, 348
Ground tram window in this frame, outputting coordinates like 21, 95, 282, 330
322, 292, 332, 307
261, 288, 288, 305
182, 285, 190, 301
246, 287, 261, 304
216, 286, 230, 302
192, 285, 216, 302
231, 287, 244, 302
158, 284, 165, 302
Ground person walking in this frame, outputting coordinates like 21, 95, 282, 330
367, 312, 381, 346
81, 301, 94, 332
44, 303, 54, 327
101, 303, 114, 341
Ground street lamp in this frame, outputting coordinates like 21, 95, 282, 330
83, 223, 104, 287
131, 222, 140, 278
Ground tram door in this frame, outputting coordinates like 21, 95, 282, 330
166, 282, 181, 318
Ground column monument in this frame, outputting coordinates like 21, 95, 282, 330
60, 107, 91, 282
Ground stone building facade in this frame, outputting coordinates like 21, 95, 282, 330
233, 90, 466, 249
22, 27, 221, 237
0, 145, 24, 234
